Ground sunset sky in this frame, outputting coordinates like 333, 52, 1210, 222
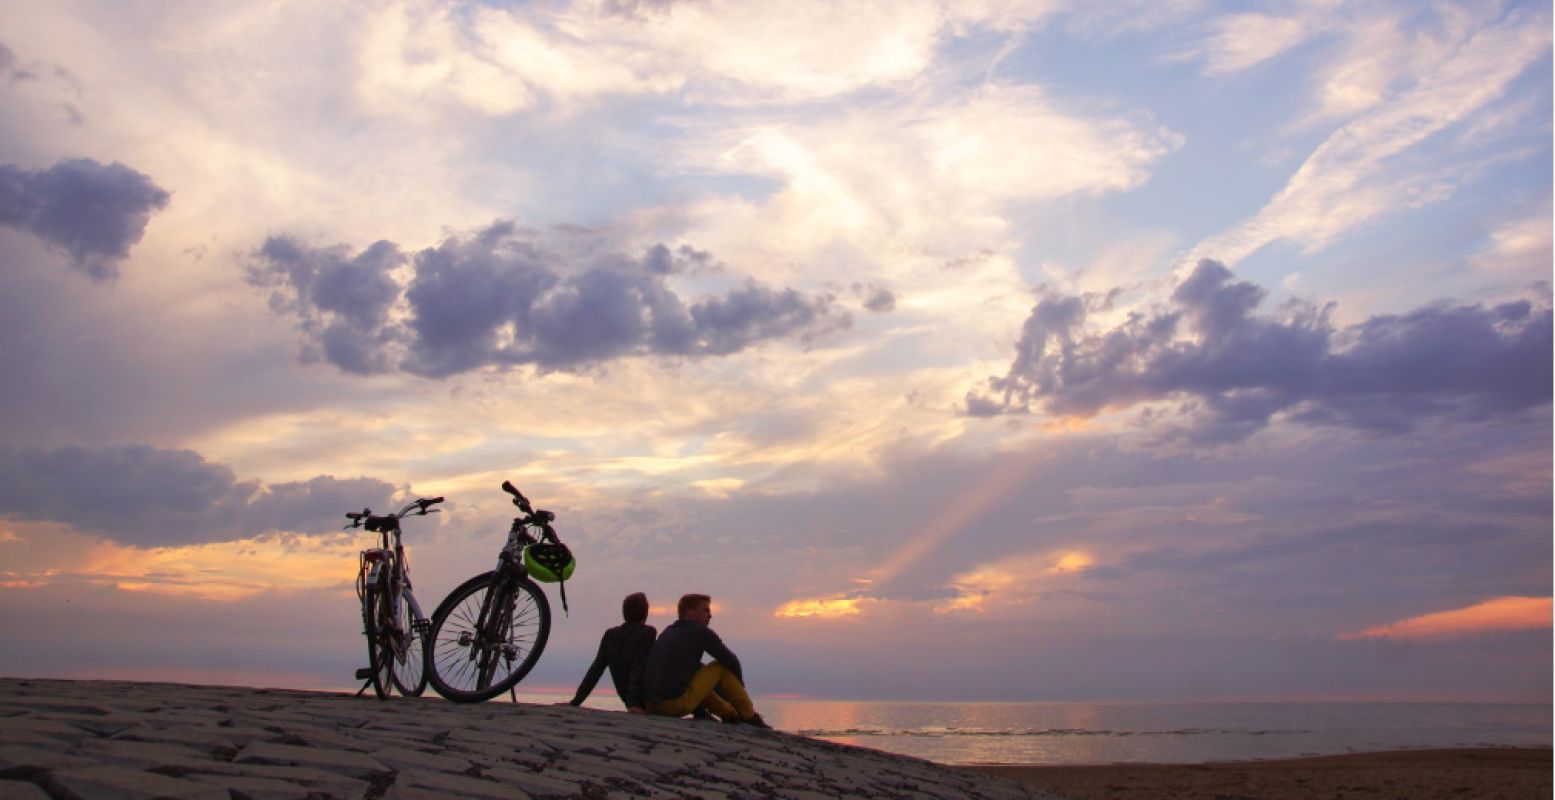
0, 0, 1549, 703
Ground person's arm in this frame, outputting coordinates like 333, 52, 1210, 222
700, 627, 744, 685
569, 631, 612, 706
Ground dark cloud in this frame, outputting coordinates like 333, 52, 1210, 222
252, 221, 850, 377
0, 41, 36, 83
0, 444, 397, 546
248, 236, 406, 374
852, 282, 896, 313
967, 260, 1552, 440
0, 158, 170, 280
600, 0, 681, 20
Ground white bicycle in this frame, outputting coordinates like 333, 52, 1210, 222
347, 497, 442, 699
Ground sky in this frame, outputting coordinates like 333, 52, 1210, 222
0, 0, 1549, 703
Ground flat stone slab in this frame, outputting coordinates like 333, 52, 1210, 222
0, 678, 1058, 799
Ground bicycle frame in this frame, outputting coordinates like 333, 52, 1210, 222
459, 519, 542, 685
364, 523, 423, 642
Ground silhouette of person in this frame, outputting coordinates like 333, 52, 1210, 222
643, 593, 768, 727
567, 592, 656, 713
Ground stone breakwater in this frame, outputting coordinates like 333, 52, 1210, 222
0, 678, 1059, 800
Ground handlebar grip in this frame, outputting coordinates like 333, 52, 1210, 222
501, 481, 532, 511
423, 496, 444, 506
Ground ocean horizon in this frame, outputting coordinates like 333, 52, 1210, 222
518, 691, 1552, 765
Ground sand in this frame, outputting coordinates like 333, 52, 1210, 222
965, 746, 1552, 800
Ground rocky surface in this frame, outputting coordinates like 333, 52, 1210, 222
0, 678, 1058, 799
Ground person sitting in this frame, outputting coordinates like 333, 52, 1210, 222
643, 593, 767, 727
566, 592, 656, 714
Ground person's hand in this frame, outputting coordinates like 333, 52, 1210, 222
627, 707, 646, 715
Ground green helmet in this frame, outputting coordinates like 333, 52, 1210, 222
523, 542, 576, 583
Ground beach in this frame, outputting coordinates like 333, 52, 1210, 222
967, 747, 1553, 800
3, 678, 1547, 799
0, 678, 1046, 799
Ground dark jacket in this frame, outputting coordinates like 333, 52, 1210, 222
569, 621, 656, 709
643, 618, 743, 703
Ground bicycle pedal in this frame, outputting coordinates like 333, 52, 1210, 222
354, 668, 373, 680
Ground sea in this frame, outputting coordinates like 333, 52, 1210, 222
545, 693, 1552, 765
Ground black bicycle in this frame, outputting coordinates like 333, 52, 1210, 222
425, 481, 570, 703
348, 496, 442, 699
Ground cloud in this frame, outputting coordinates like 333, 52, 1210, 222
773, 595, 872, 619
967, 260, 1553, 440
354, 0, 1061, 116
251, 222, 851, 377
0, 524, 364, 602
0, 444, 398, 546
1339, 596, 1552, 642
0, 158, 170, 279
1473, 204, 1554, 279
251, 236, 407, 375
936, 549, 1095, 613
1181, 10, 1327, 76
1185, 6, 1551, 266
854, 283, 897, 313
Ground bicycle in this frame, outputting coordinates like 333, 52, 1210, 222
425, 481, 571, 703
348, 496, 443, 700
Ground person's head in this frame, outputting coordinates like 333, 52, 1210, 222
677, 593, 712, 624
621, 592, 649, 624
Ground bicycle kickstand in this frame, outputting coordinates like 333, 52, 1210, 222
353, 667, 373, 698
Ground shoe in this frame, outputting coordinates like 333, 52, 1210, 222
745, 713, 771, 729
691, 706, 714, 721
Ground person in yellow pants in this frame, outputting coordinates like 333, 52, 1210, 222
643, 593, 768, 727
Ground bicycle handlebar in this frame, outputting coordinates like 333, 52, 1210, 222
501, 482, 560, 542
342, 496, 445, 529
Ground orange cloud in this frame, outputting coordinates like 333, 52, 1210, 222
937, 549, 1095, 613
773, 595, 870, 619
1339, 596, 1553, 642
2, 533, 360, 602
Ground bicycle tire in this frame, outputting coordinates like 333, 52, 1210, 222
389, 589, 428, 697
362, 582, 394, 699
426, 570, 551, 703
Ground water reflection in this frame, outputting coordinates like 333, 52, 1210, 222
755, 699, 1552, 765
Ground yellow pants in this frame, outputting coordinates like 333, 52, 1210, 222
647, 662, 755, 721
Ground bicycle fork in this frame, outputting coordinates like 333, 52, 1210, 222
457, 580, 520, 690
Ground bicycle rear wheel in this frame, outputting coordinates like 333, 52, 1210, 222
362, 582, 395, 699
426, 570, 551, 703
388, 589, 428, 697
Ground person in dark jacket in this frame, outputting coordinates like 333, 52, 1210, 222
643, 593, 767, 726
567, 592, 656, 713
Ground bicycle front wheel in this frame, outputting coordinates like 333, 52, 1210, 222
389, 589, 428, 697
427, 571, 550, 703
